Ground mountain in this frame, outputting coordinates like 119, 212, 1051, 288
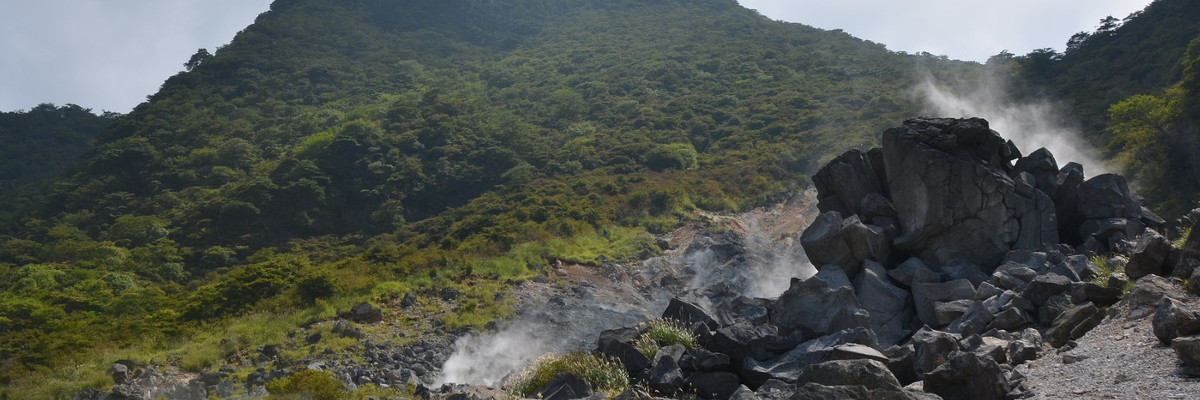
2, 0, 1198, 397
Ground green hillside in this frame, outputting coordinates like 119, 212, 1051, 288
4, 0, 1199, 397
0, 0, 978, 395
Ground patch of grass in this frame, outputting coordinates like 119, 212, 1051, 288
1174, 225, 1192, 250
633, 318, 698, 359
508, 350, 630, 398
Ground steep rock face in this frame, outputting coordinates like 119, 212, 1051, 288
881, 117, 1047, 269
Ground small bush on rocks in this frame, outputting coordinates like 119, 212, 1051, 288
634, 318, 697, 358
508, 350, 630, 397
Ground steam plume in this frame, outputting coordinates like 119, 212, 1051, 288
915, 74, 1112, 176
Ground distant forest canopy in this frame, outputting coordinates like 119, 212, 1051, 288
0, 103, 114, 198
1008, 0, 1200, 217
0, 0, 1197, 395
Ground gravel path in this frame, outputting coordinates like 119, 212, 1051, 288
1018, 308, 1200, 399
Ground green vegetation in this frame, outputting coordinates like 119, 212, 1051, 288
2, 0, 1198, 397
1012, 0, 1200, 219
634, 318, 698, 359
266, 369, 345, 400
508, 350, 630, 398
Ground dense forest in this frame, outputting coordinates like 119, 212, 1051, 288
0, 0, 1197, 397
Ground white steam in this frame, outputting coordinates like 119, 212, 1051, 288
915, 76, 1112, 176
435, 320, 556, 387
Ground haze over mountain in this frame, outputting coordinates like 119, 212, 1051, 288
0, 0, 1197, 397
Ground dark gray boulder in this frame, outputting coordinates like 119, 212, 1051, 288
771, 277, 869, 338
1022, 273, 1072, 306
922, 351, 1009, 400
663, 298, 719, 331
1171, 335, 1200, 366
681, 347, 731, 372
648, 348, 685, 394
793, 359, 901, 391
881, 118, 1027, 269
910, 326, 961, 376
1152, 298, 1200, 344
813, 149, 886, 217
742, 328, 878, 387
596, 327, 652, 374
854, 260, 912, 347
349, 302, 383, 323
1126, 229, 1172, 280
800, 212, 857, 272
888, 257, 939, 289
912, 279, 976, 327
685, 372, 742, 400
535, 373, 592, 400
1044, 302, 1103, 348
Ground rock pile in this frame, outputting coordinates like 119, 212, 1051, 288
571, 118, 1196, 400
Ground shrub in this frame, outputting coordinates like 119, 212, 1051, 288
265, 369, 344, 400
633, 318, 697, 359
508, 350, 629, 397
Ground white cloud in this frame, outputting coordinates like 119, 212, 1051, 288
736, 0, 1152, 62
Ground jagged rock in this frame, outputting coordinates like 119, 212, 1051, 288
881, 118, 1026, 269
1022, 273, 1072, 306
946, 302, 994, 336
912, 279, 976, 327
742, 328, 878, 387
596, 327, 652, 374
814, 265, 852, 289
800, 213, 888, 278
349, 302, 383, 323
800, 212, 857, 271
883, 344, 918, 386
1036, 293, 1073, 324
535, 373, 592, 400
1012, 148, 1059, 194
911, 327, 961, 376
771, 276, 868, 338
935, 300, 974, 327
648, 348, 685, 394
680, 348, 730, 372
710, 321, 774, 366
1122, 274, 1188, 311
685, 372, 741, 399
923, 351, 1009, 400
109, 363, 131, 385
663, 298, 719, 330
888, 257, 940, 289
1126, 229, 1172, 280
401, 291, 418, 308
1007, 329, 1043, 365
830, 343, 889, 364
990, 262, 1037, 291
813, 149, 886, 217
706, 290, 770, 328
989, 307, 1032, 332
1152, 298, 1200, 344
1171, 335, 1200, 366
1044, 302, 1103, 347
1061, 174, 1144, 248
794, 359, 901, 391
1067, 282, 1123, 307
854, 260, 912, 347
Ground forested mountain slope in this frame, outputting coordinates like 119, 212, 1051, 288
0, 104, 113, 221
0, 0, 981, 394
1015, 0, 1200, 217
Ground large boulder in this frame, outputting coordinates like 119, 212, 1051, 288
1044, 302, 1104, 348
853, 261, 912, 347
800, 212, 889, 278
922, 351, 1009, 400
1152, 298, 1200, 344
881, 118, 1032, 269
1126, 229, 1172, 280
771, 277, 869, 339
1059, 174, 1144, 249
742, 328, 878, 387
912, 279, 976, 327
596, 327, 652, 374
813, 149, 886, 217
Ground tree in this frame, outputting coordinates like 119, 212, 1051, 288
184, 48, 213, 71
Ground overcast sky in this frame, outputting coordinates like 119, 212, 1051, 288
0, 0, 1154, 114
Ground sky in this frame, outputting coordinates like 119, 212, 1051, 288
0, 0, 1155, 114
